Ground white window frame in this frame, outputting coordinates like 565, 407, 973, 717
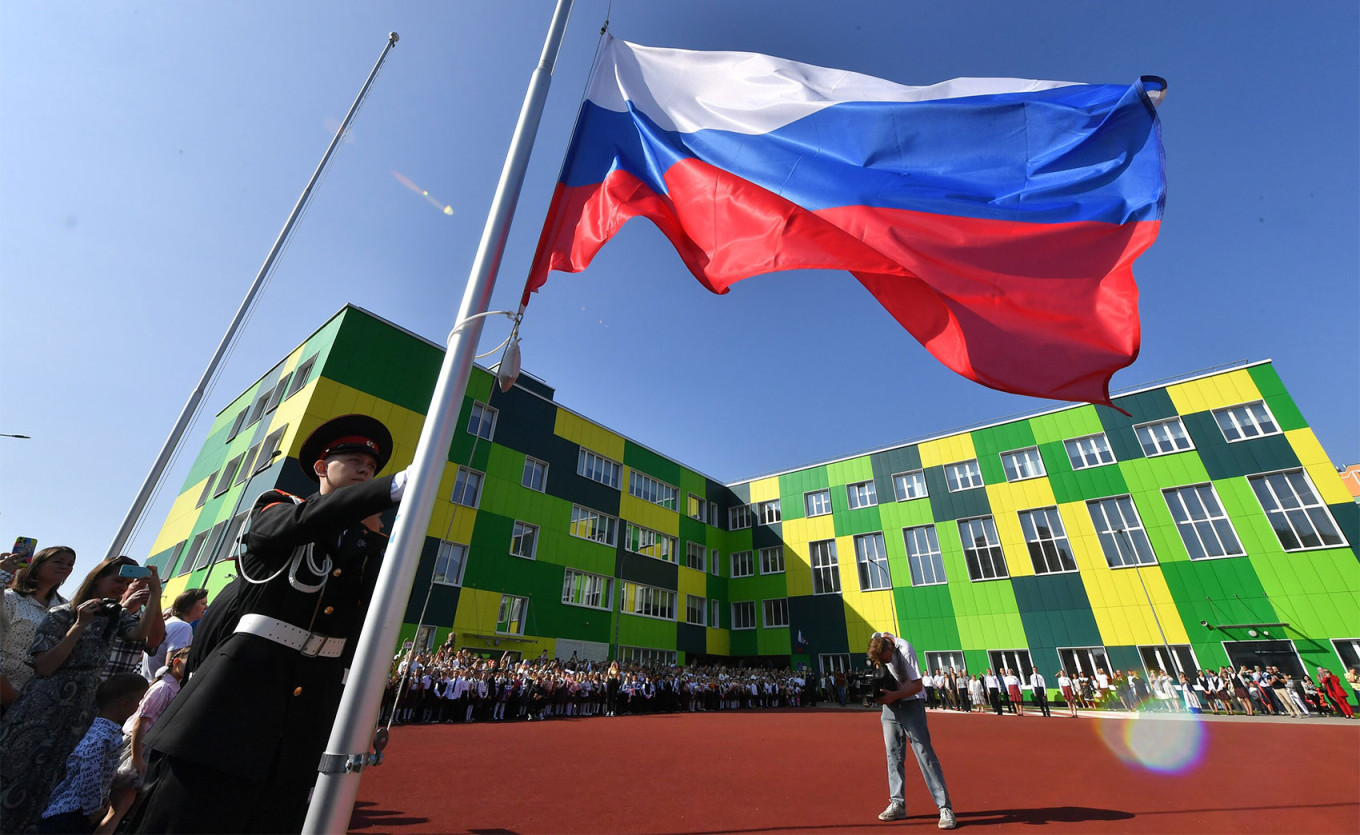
730, 550, 754, 578
757, 499, 782, 525
1139, 644, 1201, 679
467, 401, 497, 441
728, 504, 752, 530
804, 489, 832, 517
1057, 646, 1111, 678
1064, 433, 1116, 470
285, 355, 316, 399
854, 532, 892, 591
1248, 469, 1347, 551
1017, 506, 1077, 575
1213, 400, 1280, 443
924, 651, 967, 675
570, 505, 618, 547
709, 547, 720, 576
629, 470, 678, 510
810, 539, 841, 595
1163, 483, 1246, 560
892, 470, 928, 501
521, 456, 549, 492
577, 447, 621, 489
1001, 447, 1046, 482
433, 540, 469, 586
819, 653, 851, 674
450, 466, 484, 508
759, 546, 785, 575
619, 646, 678, 666
624, 523, 676, 563
846, 480, 878, 510
496, 595, 528, 635
1087, 496, 1158, 568
1135, 417, 1195, 457
686, 594, 707, 625
987, 649, 1035, 688
945, 459, 984, 492
958, 516, 1009, 581
1331, 638, 1360, 673
762, 598, 789, 629
254, 425, 286, 474
628, 584, 677, 621
509, 521, 539, 560
562, 568, 613, 610
731, 601, 757, 630
685, 541, 706, 571
710, 598, 720, 627
216, 453, 244, 497
903, 525, 947, 587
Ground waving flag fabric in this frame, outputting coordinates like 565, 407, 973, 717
523, 36, 1166, 405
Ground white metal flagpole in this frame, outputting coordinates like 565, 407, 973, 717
104, 33, 400, 563
302, 2, 575, 831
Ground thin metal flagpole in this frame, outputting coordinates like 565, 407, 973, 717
103, 33, 399, 563
302, 3, 575, 831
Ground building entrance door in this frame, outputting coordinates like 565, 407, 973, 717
1223, 640, 1305, 678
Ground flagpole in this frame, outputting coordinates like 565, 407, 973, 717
303, 3, 575, 832
104, 33, 400, 563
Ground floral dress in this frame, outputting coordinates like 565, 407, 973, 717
0, 602, 137, 834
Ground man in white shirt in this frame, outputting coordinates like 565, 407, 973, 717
983, 669, 1003, 715
142, 590, 206, 681
868, 632, 955, 830
1030, 670, 1051, 717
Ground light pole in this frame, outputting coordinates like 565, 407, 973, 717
1115, 527, 1180, 679
0, 434, 30, 439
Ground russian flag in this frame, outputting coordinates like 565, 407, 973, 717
524, 37, 1166, 406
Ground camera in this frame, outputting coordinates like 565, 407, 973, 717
858, 666, 899, 707
97, 598, 123, 639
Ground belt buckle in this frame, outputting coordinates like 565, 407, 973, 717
301, 633, 325, 658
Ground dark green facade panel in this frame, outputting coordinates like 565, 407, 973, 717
1330, 503, 1360, 560
970, 420, 1038, 485
676, 623, 706, 656
404, 537, 462, 625
870, 445, 924, 493
1181, 412, 1300, 480
789, 594, 848, 658
623, 440, 683, 488
616, 550, 678, 590
485, 382, 561, 459
326, 310, 441, 414
1247, 364, 1308, 432
924, 468, 991, 522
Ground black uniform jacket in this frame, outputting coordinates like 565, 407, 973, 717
147, 474, 397, 784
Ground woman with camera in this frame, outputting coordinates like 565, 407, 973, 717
0, 555, 160, 833
1, 546, 76, 708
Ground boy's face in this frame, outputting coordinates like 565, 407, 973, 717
314, 452, 379, 494
111, 692, 145, 725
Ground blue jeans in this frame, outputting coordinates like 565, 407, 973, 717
882, 698, 951, 810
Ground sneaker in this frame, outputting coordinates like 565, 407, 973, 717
938, 808, 957, 830
878, 802, 907, 821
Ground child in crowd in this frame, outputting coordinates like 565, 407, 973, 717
104, 647, 191, 831
37, 673, 148, 834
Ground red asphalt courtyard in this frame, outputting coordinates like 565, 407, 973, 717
350, 706, 1360, 834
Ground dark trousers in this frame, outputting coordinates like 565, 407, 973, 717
988, 688, 1003, 715
132, 752, 310, 834
1033, 688, 1051, 716
39, 811, 94, 834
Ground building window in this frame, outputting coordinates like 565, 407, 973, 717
226, 409, 248, 443
854, 532, 892, 591
522, 456, 548, 492
846, 480, 878, 509
687, 493, 703, 520
496, 595, 528, 635
757, 499, 782, 525
903, 525, 946, 587
1001, 447, 1046, 482
624, 523, 676, 562
570, 505, 618, 547
196, 471, 220, 509
1248, 469, 1346, 551
945, 459, 984, 492
924, 651, 967, 674
577, 448, 621, 489
285, 355, 317, 399
619, 646, 677, 666
562, 568, 612, 609
1086, 496, 1157, 567
450, 466, 484, 508
892, 470, 928, 501
805, 489, 832, 517
987, 649, 1035, 686
254, 425, 287, 474
710, 548, 720, 576
1134, 417, 1194, 457
810, 539, 841, 595
728, 505, 752, 530
175, 530, 211, 577
1163, 484, 1245, 560
1138, 644, 1199, 678
762, 598, 789, 628
216, 453, 245, 497
1017, 507, 1077, 574
710, 599, 720, 627
217, 511, 249, 564
1064, 433, 1116, 470
191, 520, 229, 572
1331, 638, 1360, 673
958, 516, 1009, 581
1213, 401, 1280, 443
686, 594, 706, 625
629, 584, 676, 620
510, 521, 538, 560
467, 401, 497, 441
245, 391, 271, 429
759, 546, 785, 575
731, 550, 754, 578
433, 540, 468, 586
629, 471, 678, 510
234, 443, 263, 486
1058, 646, 1110, 678
819, 653, 851, 674
265, 374, 290, 414
731, 601, 756, 630
685, 542, 706, 571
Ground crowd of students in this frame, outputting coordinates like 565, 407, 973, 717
382, 645, 819, 725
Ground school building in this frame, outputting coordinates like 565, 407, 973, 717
146, 304, 1360, 698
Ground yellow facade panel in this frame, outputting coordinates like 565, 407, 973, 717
747, 476, 781, 504
1286, 429, 1353, 505
619, 487, 680, 535
150, 485, 212, 554
705, 626, 731, 656
1166, 369, 1260, 415
677, 566, 707, 600
553, 409, 625, 461
452, 588, 504, 633
918, 433, 977, 469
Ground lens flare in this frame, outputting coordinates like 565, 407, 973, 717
1097, 699, 1206, 774
391, 170, 454, 216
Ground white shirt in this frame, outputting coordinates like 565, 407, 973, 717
883, 636, 925, 701
1030, 672, 1046, 690
143, 616, 194, 681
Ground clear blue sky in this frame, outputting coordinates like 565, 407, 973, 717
3, 1, 1356, 587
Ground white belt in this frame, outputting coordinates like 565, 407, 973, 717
235, 613, 346, 659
